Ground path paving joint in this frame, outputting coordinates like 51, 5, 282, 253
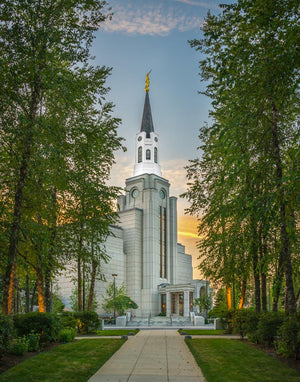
88, 329, 206, 382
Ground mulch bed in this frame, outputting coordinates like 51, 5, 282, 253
0, 342, 60, 375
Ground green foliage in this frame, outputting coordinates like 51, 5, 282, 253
256, 312, 286, 346
194, 293, 212, 317
0, 315, 14, 358
57, 328, 76, 343
8, 336, 29, 356
186, 0, 299, 314
27, 331, 40, 352
232, 308, 260, 339
0, 0, 124, 316
276, 313, 300, 359
13, 312, 60, 343
102, 282, 138, 316
58, 311, 77, 330
74, 311, 100, 334
52, 294, 65, 315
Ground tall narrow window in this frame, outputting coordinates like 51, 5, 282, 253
154, 147, 158, 163
138, 146, 142, 163
146, 149, 151, 160
164, 207, 167, 278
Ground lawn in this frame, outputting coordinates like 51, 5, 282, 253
0, 339, 126, 382
95, 329, 139, 336
178, 329, 225, 335
186, 339, 300, 382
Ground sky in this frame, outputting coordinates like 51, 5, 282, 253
91, 0, 226, 278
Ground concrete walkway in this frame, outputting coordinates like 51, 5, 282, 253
88, 329, 206, 382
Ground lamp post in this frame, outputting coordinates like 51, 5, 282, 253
112, 274, 117, 323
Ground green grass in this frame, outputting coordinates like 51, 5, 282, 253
186, 339, 300, 382
178, 329, 225, 335
0, 339, 126, 382
95, 329, 139, 336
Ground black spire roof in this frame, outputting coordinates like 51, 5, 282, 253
140, 92, 154, 138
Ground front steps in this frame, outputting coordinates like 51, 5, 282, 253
126, 315, 194, 328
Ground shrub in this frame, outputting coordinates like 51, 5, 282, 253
8, 336, 29, 356
58, 311, 77, 329
208, 307, 234, 331
232, 309, 260, 340
74, 311, 100, 334
256, 311, 286, 346
0, 315, 14, 358
27, 331, 41, 352
57, 328, 76, 343
276, 314, 300, 359
13, 312, 61, 343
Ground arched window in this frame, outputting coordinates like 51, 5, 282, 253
146, 149, 151, 160
154, 147, 158, 163
138, 146, 142, 163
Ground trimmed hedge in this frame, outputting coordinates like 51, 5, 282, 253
276, 313, 300, 359
13, 312, 61, 343
0, 315, 14, 358
58, 311, 77, 330
74, 311, 100, 334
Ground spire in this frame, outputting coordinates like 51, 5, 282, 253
141, 71, 154, 138
133, 71, 161, 178
140, 92, 154, 138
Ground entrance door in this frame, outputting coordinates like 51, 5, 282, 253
179, 292, 184, 316
161, 294, 166, 314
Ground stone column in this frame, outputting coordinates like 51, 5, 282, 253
166, 291, 171, 316
184, 291, 190, 317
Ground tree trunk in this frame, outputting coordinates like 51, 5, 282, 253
30, 280, 37, 311
45, 187, 57, 313
1, 72, 42, 315
25, 274, 30, 313
238, 277, 247, 309
226, 283, 232, 310
87, 260, 98, 311
77, 256, 82, 312
271, 102, 296, 314
251, 218, 260, 312
261, 273, 267, 312
6, 262, 16, 315
36, 267, 45, 312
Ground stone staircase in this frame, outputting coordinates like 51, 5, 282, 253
126, 315, 192, 328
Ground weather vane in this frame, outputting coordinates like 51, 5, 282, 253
145, 70, 152, 92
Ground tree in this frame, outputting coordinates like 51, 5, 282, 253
185, 0, 299, 314
102, 282, 138, 316
0, 0, 124, 314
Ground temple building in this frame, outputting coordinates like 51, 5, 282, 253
57, 75, 211, 317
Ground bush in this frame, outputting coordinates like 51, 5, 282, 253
256, 311, 286, 346
58, 311, 77, 329
276, 314, 300, 359
57, 328, 76, 343
232, 309, 260, 340
8, 336, 29, 356
0, 315, 14, 358
13, 312, 61, 343
74, 311, 100, 334
27, 331, 41, 352
208, 307, 234, 331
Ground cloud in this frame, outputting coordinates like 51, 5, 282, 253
102, 2, 203, 36
173, 0, 219, 9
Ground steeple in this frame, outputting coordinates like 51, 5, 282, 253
140, 92, 154, 138
133, 73, 162, 177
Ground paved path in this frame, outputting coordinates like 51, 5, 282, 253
88, 329, 206, 382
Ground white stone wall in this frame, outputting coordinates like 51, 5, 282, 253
176, 243, 193, 284
94, 226, 126, 315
